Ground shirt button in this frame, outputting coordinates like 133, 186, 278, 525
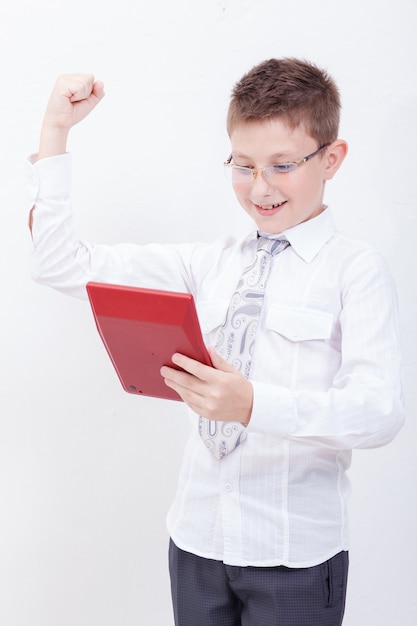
224, 482, 233, 493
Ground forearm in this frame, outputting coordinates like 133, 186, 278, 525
38, 124, 69, 160
250, 375, 404, 450
29, 126, 69, 234
29, 155, 91, 298
249, 251, 405, 450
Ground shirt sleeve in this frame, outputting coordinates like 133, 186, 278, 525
27, 153, 197, 299
249, 249, 405, 450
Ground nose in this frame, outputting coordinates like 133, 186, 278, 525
251, 168, 275, 194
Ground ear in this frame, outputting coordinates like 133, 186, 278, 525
323, 139, 348, 181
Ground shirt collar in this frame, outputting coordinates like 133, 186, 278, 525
258, 207, 336, 263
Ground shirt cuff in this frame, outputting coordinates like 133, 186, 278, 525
249, 380, 295, 437
26, 152, 71, 202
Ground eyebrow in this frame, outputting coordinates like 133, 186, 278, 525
232, 151, 295, 162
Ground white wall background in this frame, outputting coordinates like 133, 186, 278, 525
0, 0, 416, 624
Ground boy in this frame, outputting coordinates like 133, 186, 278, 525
27, 58, 404, 625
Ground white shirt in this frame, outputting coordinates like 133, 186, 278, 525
27, 153, 405, 568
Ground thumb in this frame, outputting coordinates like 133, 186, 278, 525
91, 80, 105, 103
207, 347, 237, 373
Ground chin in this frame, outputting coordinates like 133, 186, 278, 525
256, 219, 287, 234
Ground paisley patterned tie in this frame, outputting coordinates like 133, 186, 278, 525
199, 235, 289, 459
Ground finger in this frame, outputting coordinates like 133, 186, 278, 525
92, 80, 105, 101
160, 366, 207, 409
160, 364, 204, 393
171, 353, 214, 381
60, 74, 96, 103
207, 347, 239, 374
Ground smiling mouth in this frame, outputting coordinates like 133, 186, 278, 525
257, 200, 287, 210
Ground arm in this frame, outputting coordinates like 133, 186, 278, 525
28, 75, 196, 298
161, 250, 405, 450
29, 73, 105, 231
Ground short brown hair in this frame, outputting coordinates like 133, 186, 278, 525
227, 58, 341, 146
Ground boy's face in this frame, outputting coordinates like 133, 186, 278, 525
229, 118, 337, 234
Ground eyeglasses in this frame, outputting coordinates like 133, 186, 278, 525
224, 144, 330, 184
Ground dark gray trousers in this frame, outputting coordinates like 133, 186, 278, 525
169, 539, 348, 626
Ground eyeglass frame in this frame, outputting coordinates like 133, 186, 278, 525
224, 143, 330, 183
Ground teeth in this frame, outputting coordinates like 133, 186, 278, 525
261, 201, 284, 210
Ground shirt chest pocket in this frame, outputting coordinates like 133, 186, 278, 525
265, 306, 334, 342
